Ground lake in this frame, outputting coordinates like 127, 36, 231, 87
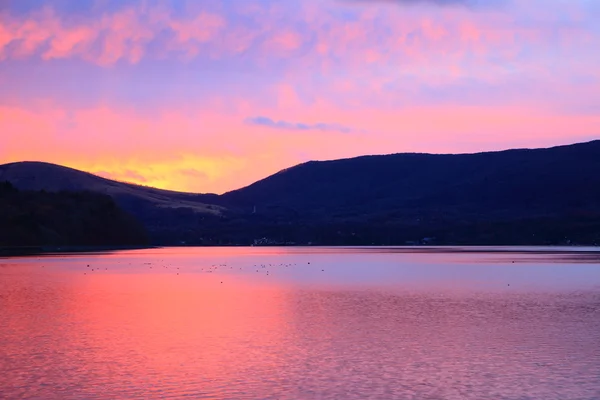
1, 247, 600, 399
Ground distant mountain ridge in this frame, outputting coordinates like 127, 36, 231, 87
2, 140, 600, 245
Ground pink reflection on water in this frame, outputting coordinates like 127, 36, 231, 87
1, 247, 600, 399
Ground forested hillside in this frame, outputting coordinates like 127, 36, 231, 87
0, 182, 148, 247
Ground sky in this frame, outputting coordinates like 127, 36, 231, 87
1, 0, 599, 193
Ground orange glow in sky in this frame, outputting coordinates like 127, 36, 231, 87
1, 0, 599, 193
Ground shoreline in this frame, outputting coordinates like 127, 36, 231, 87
2, 244, 599, 258
0, 245, 155, 258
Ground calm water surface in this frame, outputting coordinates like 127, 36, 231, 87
1, 247, 600, 399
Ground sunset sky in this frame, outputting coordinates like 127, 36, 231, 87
1, 0, 599, 193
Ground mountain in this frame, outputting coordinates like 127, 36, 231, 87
223, 140, 600, 216
217, 140, 600, 245
2, 140, 600, 246
0, 161, 222, 214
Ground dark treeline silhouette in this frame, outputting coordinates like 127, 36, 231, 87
0, 182, 148, 247
2, 140, 600, 246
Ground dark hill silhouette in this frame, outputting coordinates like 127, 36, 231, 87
213, 140, 600, 245
222, 140, 600, 218
0, 161, 221, 215
2, 140, 600, 245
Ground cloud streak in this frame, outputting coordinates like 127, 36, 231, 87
245, 116, 361, 134
342, 0, 507, 8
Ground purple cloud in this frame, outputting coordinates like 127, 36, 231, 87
342, 0, 507, 8
245, 116, 361, 134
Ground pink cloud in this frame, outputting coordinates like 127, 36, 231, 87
0, 0, 597, 75
166, 11, 226, 60
42, 25, 97, 60
265, 30, 303, 53
0, 5, 228, 65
